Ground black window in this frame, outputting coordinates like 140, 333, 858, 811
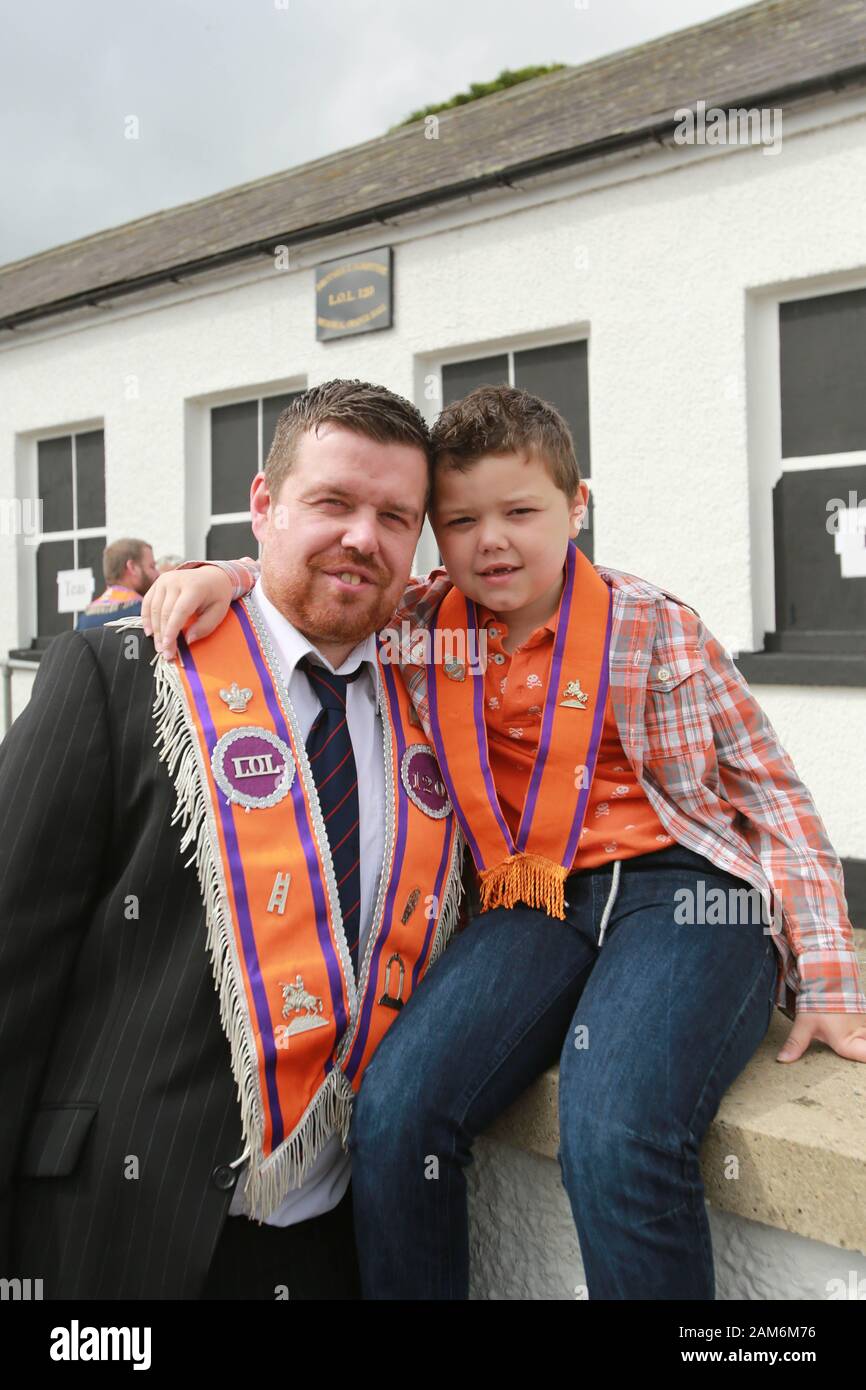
770, 291, 866, 656
442, 355, 509, 405
440, 341, 593, 559
780, 288, 866, 457
34, 430, 106, 635
208, 390, 301, 560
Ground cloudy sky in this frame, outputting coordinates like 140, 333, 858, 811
1, 0, 758, 266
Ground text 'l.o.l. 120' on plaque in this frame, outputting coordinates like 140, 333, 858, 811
315, 247, 393, 341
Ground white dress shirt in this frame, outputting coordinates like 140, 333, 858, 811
228, 577, 386, 1226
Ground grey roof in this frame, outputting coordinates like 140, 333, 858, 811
2, 0, 865, 329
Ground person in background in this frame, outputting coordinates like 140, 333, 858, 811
156, 553, 184, 574
76, 537, 159, 630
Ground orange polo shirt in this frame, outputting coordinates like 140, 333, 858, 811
479, 602, 673, 872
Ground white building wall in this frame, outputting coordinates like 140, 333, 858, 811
1, 98, 865, 853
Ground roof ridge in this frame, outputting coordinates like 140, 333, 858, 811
3, 0, 863, 324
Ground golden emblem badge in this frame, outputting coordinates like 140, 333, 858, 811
560, 679, 590, 709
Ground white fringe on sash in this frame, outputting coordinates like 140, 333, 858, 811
131, 626, 356, 1221
426, 828, 466, 972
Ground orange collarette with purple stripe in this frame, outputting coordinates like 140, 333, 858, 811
426, 544, 613, 920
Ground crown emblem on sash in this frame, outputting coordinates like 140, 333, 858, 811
560, 679, 589, 709
219, 681, 253, 712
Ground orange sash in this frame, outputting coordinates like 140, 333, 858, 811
145, 596, 462, 1219
425, 544, 612, 919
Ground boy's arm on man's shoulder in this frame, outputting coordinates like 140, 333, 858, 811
389, 569, 453, 737
0, 631, 114, 1259
177, 557, 260, 599
696, 616, 866, 1015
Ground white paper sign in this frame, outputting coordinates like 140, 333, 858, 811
834, 510, 866, 579
57, 567, 95, 613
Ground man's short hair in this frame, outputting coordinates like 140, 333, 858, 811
431, 384, 581, 497
264, 379, 432, 503
103, 538, 150, 584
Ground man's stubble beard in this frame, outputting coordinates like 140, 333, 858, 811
261, 555, 399, 647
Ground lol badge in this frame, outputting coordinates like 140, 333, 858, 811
211, 726, 295, 811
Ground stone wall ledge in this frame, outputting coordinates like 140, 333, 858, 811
483, 937, 866, 1257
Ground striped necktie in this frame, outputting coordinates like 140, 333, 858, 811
299, 656, 364, 977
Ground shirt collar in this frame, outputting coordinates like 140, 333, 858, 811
477, 549, 606, 647
477, 572, 562, 646
251, 578, 381, 693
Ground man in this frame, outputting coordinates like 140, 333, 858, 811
0, 380, 462, 1299
76, 537, 159, 630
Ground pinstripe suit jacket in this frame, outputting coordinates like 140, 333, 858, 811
0, 624, 245, 1298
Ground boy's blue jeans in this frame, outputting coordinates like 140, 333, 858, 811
347, 844, 779, 1299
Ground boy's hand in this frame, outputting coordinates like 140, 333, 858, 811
141, 565, 234, 660
777, 1012, 866, 1064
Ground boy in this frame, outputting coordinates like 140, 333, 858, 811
144, 384, 866, 1299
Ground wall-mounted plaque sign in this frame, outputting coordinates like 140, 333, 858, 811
315, 247, 393, 340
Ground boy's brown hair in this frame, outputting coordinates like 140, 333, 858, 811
265, 378, 432, 502
431, 384, 581, 496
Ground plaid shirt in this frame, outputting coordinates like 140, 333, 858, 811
196, 557, 866, 1021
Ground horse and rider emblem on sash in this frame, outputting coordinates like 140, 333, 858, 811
560, 679, 590, 709
276, 975, 329, 1043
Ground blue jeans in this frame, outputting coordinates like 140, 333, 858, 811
347, 844, 778, 1299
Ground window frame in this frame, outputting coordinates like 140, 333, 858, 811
24, 424, 107, 639
182, 378, 304, 561
737, 283, 866, 685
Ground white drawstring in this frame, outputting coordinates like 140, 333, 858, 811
597, 859, 622, 949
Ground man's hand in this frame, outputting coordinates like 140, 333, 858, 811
777, 1012, 866, 1063
141, 565, 234, 660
